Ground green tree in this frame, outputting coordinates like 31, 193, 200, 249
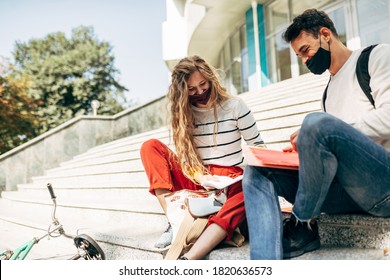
13, 26, 129, 132
0, 59, 40, 154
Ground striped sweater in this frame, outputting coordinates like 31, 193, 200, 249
191, 97, 264, 167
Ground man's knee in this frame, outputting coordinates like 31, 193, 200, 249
302, 112, 336, 132
298, 113, 339, 145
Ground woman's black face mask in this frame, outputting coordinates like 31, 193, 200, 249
189, 87, 212, 105
306, 36, 331, 75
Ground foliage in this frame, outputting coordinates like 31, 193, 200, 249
0, 60, 40, 154
13, 26, 129, 132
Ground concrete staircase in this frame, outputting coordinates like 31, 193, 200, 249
0, 73, 389, 260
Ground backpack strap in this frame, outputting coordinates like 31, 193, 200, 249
356, 44, 378, 108
322, 76, 332, 112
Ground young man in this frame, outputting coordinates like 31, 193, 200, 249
242, 8, 390, 260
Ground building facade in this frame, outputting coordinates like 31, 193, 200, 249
162, 0, 390, 94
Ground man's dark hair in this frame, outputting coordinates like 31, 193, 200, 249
283, 8, 338, 42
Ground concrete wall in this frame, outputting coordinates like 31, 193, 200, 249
0, 96, 168, 192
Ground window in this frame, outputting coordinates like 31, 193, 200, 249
356, 0, 390, 46
230, 30, 242, 95
240, 24, 249, 92
218, 23, 249, 94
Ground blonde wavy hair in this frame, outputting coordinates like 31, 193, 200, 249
167, 55, 231, 182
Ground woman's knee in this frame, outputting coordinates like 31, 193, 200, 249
140, 138, 165, 157
243, 166, 274, 192
243, 166, 267, 187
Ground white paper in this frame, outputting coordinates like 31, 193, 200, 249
201, 175, 243, 189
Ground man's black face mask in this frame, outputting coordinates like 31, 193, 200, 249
306, 36, 331, 75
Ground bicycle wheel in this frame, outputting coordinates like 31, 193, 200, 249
73, 234, 106, 260
0, 249, 13, 260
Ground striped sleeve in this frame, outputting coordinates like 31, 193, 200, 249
236, 98, 265, 147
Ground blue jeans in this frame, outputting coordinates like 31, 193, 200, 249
243, 112, 390, 259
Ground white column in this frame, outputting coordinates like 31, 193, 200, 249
252, 0, 262, 89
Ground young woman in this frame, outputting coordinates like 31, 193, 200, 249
140, 55, 264, 260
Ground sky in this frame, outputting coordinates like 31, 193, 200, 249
0, 0, 170, 105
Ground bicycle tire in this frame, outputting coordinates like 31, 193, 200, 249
73, 234, 106, 260
0, 249, 13, 260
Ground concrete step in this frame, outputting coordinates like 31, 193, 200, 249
47, 159, 144, 177
17, 183, 149, 197
207, 243, 390, 260
82, 126, 168, 153
56, 150, 141, 171
252, 99, 321, 121
58, 137, 169, 169
56, 128, 170, 168
242, 73, 328, 104
0, 194, 166, 233
260, 127, 300, 148
31, 171, 149, 188
256, 111, 312, 131
318, 214, 390, 249
74, 128, 169, 158
247, 86, 323, 108
292, 245, 389, 260
1, 187, 161, 214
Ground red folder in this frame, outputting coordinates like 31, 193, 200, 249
244, 146, 299, 170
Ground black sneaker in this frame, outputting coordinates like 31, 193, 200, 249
282, 214, 320, 259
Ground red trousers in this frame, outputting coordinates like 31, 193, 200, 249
140, 139, 246, 240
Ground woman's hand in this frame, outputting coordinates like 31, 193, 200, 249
196, 174, 219, 184
194, 173, 220, 190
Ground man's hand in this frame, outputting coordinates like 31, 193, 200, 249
282, 129, 300, 152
